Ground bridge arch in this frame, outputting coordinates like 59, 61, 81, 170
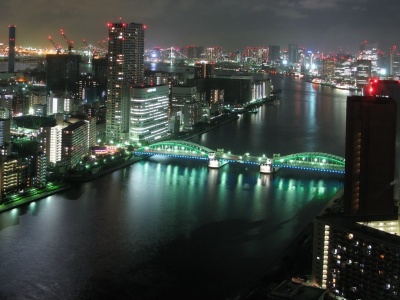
273, 152, 345, 172
136, 140, 215, 157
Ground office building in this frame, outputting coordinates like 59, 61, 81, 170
268, 46, 280, 64
171, 86, 199, 117
355, 59, 371, 88
8, 25, 15, 73
47, 91, 74, 115
106, 22, 145, 144
322, 57, 336, 78
130, 85, 169, 143
183, 45, 204, 59
194, 63, 215, 79
209, 89, 224, 114
92, 56, 108, 90
288, 43, 299, 66
344, 95, 397, 216
28, 87, 47, 114
46, 54, 81, 95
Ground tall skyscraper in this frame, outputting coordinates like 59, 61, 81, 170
288, 43, 299, 65
344, 95, 397, 216
106, 22, 145, 144
8, 25, 15, 73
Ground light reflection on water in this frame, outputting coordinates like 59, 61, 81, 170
0, 75, 346, 299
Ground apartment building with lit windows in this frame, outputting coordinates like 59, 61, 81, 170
38, 125, 63, 165
62, 121, 91, 167
312, 215, 400, 300
0, 158, 29, 201
106, 22, 145, 144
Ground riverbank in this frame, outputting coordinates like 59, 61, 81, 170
0, 184, 70, 213
0, 113, 240, 212
229, 188, 345, 299
66, 155, 145, 182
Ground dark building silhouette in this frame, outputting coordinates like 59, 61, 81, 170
194, 63, 214, 79
268, 45, 280, 64
288, 43, 299, 65
8, 25, 15, 73
312, 214, 400, 299
344, 95, 397, 216
46, 54, 81, 97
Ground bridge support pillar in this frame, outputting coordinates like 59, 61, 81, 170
260, 158, 277, 174
208, 159, 228, 169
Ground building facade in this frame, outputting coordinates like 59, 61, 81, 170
130, 85, 169, 143
106, 22, 145, 144
46, 54, 81, 96
344, 95, 397, 216
38, 125, 63, 165
8, 25, 15, 73
312, 215, 400, 300
62, 121, 91, 167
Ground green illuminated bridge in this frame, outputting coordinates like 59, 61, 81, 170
134, 140, 345, 174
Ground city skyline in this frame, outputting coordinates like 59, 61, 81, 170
1, 0, 400, 54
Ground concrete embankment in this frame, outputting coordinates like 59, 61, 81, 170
0, 185, 70, 213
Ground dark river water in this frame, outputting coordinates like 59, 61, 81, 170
0, 75, 354, 299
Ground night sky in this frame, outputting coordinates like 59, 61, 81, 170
1, 0, 400, 54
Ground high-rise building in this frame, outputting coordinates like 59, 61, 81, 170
322, 57, 336, 78
355, 59, 371, 88
312, 215, 400, 299
46, 54, 81, 96
0, 158, 29, 202
0, 119, 11, 156
288, 43, 299, 65
62, 120, 91, 167
194, 63, 214, 79
8, 25, 15, 73
38, 125, 63, 165
268, 46, 280, 64
129, 85, 169, 143
344, 95, 397, 216
35, 152, 47, 187
106, 22, 145, 144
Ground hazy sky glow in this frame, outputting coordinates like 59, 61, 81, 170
1, 0, 399, 54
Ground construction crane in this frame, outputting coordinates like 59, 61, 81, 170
48, 36, 62, 54
60, 28, 74, 54
97, 41, 103, 49
82, 38, 94, 63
